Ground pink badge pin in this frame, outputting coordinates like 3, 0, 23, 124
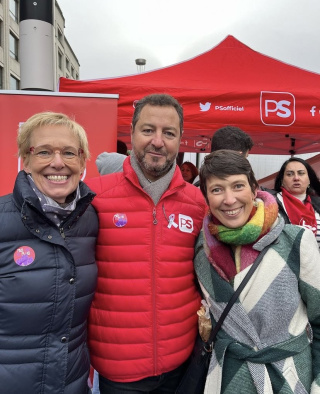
14, 246, 36, 266
113, 213, 128, 228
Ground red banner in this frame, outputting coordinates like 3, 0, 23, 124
0, 91, 118, 196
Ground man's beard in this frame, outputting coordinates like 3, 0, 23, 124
134, 147, 176, 179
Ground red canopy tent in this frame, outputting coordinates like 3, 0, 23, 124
59, 35, 320, 154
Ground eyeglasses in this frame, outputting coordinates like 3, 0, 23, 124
29, 146, 84, 162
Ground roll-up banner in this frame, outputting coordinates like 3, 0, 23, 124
0, 90, 118, 196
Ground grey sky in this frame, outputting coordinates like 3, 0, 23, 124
57, 0, 320, 81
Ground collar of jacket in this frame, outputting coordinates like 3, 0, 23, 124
252, 215, 285, 251
12, 171, 95, 236
310, 195, 320, 214
122, 155, 186, 194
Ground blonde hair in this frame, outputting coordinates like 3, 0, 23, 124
17, 112, 90, 160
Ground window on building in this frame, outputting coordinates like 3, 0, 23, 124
9, 0, 19, 23
57, 28, 63, 44
58, 50, 63, 70
66, 58, 70, 71
71, 66, 75, 78
75, 73, 79, 80
0, 20, 2, 47
9, 32, 18, 60
10, 74, 20, 90
66, 73, 69, 79
0, 67, 3, 90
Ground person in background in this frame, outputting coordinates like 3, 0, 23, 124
0, 112, 98, 394
210, 125, 254, 157
270, 157, 320, 248
196, 149, 320, 393
86, 93, 206, 394
117, 139, 128, 155
193, 125, 254, 186
95, 140, 128, 176
180, 161, 199, 184
96, 152, 126, 175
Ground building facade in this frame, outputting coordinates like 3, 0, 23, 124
0, 0, 79, 90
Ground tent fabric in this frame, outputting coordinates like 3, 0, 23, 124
59, 35, 320, 154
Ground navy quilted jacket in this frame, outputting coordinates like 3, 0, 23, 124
0, 171, 98, 394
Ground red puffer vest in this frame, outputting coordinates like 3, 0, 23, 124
86, 158, 206, 382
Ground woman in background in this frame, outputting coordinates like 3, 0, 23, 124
272, 157, 320, 247
180, 161, 199, 184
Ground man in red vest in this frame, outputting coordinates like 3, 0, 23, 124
86, 93, 206, 394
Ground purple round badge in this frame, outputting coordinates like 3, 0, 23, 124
113, 213, 128, 228
14, 246, 35, 266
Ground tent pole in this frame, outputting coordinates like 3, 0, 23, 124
177, 152, 184, 167
196, 153, 200, 169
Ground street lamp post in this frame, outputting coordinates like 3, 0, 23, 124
135, 58, 146, 73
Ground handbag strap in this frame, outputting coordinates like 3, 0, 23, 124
205, 244, 271, 350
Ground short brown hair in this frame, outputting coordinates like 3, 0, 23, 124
131, 94, 183, 135
211, 126, 253, 153
200, 150, 258, 203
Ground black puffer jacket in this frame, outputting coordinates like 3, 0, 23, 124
0, 171, 98, 394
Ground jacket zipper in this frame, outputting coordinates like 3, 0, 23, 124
149, 189, 181, 373
152, 205, 157, 374
59, 227, 66, 239
152, 207, 158, 224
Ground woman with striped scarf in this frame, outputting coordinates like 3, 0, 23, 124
195, 150, 320, 394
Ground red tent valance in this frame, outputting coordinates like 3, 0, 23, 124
59, 35, 320, 154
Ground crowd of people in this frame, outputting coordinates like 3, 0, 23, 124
1, 93, 320, 394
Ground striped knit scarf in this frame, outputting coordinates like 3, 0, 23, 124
204, 191, 278, 281
27, 174, 81, 227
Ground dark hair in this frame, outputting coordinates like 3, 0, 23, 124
132, 94, 183, 135
180, 161, 199, 183
274, 157, 320, 196
200, 150, 259, 203
211, 126, 253, 154
117, 140, 128, 155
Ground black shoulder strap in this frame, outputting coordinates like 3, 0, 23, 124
206, 245, 270, 348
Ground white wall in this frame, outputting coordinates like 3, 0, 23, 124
183, 152, 319, 181
248, 153, 318, 180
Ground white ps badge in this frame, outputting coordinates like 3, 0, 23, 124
167, 214, 193, 233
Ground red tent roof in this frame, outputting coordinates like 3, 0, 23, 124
59, 35, 320, 154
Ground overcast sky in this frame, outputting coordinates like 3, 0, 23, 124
57, 0, 320, 81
